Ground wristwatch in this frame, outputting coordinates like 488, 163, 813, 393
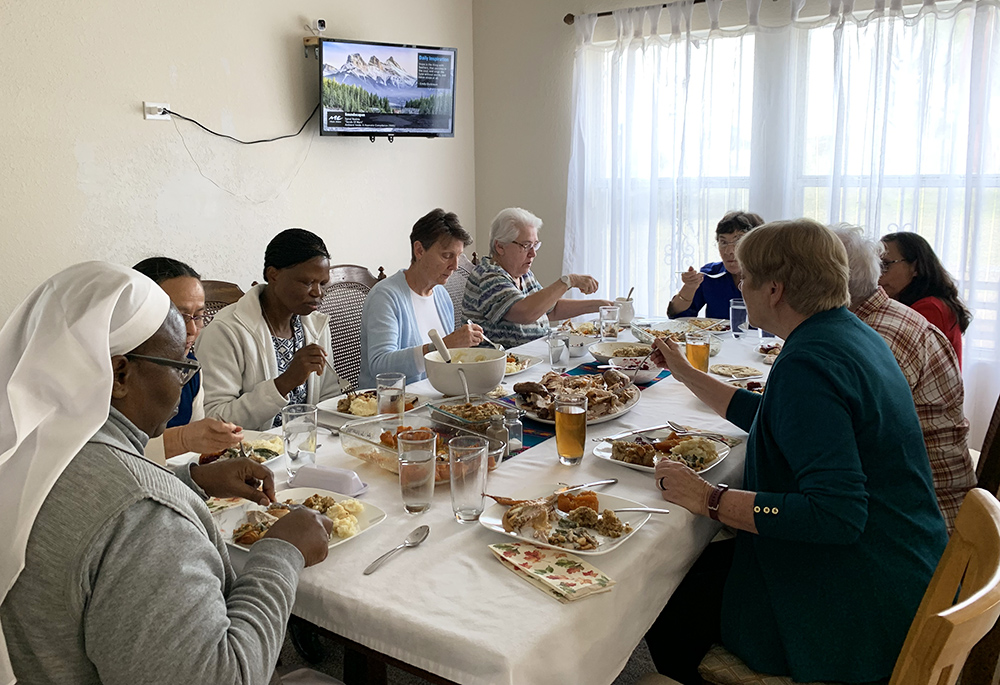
707, 483, 730, 521
560, 275, 572, 288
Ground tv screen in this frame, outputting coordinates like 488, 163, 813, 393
319, 38, 457, 137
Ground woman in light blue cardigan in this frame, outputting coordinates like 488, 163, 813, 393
359, 209, 484, 388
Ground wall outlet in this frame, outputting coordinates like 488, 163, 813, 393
143, 102, 170, 121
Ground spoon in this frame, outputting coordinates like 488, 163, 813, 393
428, 329, 452, 363
469, 319, 505, 352
675, 271, 728, 279
625, 286, 635, 301
363, 525, 430, 575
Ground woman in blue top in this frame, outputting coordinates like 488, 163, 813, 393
646, 219, 947, 684
132, 257, 242, 463
667, 211, 764, 319
359, 209, 484, 387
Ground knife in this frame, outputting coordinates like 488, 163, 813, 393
591, 423, 674, 443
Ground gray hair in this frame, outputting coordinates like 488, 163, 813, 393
830, 223, 884, 306
489, 208, 543, 256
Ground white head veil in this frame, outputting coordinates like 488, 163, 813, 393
0, 261, 170, 685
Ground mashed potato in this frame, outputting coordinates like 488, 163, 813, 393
246, 435, 284, 455
668, 437, 719, 471
349, 396, 378, 417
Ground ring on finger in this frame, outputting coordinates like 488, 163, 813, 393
657, 477, 667, 491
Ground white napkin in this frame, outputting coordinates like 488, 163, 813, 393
288, 465, 368, 496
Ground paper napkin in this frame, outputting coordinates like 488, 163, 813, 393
489, 542, 616, 603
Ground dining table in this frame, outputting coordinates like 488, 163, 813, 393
225, 325, 773, 685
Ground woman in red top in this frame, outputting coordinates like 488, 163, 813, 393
879, 232, 972, 365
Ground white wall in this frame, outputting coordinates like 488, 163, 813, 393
0, 0, 475, 320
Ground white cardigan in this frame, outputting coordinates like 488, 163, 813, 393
194, 284, 344, 431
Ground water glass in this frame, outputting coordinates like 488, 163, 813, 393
547, 333, 569, 373
599, 305, 620, 341
614, 297, 635, 325
376, 372, 406, 415
449, 436, 489, 523
730, 298, 749, 339
397, 429, 437, 514
282, 404, 317, 480
685, 331, 711, 372
555, 394, 587, 466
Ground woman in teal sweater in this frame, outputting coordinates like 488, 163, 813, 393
646, 219, 948, 684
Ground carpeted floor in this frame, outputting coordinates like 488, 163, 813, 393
277, 631, 658, 684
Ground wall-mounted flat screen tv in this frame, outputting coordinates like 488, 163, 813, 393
319, 38, 457, 137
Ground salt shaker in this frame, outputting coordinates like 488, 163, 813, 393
503, 408, 523, 455
486, 414, 509, 460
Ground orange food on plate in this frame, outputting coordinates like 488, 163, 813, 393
557, 490, 600, 513
652, 432, 690, 452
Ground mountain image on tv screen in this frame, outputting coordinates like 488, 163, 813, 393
320, 39, 456, 136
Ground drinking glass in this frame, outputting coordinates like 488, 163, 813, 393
685, 331, 711, 372
555, 394, 587, 466
599, 305, 620, 341
376, 372, 406, 415
397, 429, 437, 514
282, 404, 317, 480
547, 333, 569, 373
449, 436, 489, 523
730, 298, 748, 339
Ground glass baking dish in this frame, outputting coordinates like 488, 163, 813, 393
425, 395, 515, 432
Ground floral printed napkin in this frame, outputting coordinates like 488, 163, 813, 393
489, 542, 616, 603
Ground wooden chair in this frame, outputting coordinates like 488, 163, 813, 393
201, 280, 244, 327
639, 489, 1000, 685
444, 252, 479, 330
317, 265, 385, 389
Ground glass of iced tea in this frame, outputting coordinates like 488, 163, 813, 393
555, 394, 588, 466
685, 331, 711, 372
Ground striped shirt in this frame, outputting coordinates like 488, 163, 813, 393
462, 256, 550, 348
855, 287, 975, 531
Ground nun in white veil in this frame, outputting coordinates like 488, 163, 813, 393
0, 262, 326, 685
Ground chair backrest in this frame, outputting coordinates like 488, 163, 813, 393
890, 488, 1000, 685
318, 265, 383, 389
976, 394, 1000, 497
444, 253, 478, 330
201, 280, 245, 327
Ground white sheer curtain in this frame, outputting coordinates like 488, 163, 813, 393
565, 0, 1000, 445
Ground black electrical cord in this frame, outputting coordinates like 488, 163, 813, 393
161, 103, 320, 144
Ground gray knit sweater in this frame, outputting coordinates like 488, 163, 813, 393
1, 408, 304, 684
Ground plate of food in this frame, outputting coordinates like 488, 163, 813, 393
588, 341, 652, 365
316, 389, 429, 420
505, 353, 543, 376
729, 378, 766, 393
198, 430, 284, 470
593, 430, 732, 475
215, 487, 386, 551
480, 485, 652, 555
758, 342, 782, 366
560, 320, 623, 338
512, 370, 640, 425
675, 317, 731, 332
709, 364, 763, 379
630, 323, 723, 355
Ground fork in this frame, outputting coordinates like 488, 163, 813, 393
666, 420, 729, 441
469, 319, 505, 352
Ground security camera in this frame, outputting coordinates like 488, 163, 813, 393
316, 19, 326, 33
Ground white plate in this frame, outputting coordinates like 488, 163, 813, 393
316, 389, 430, 421
214, 486, 386, 551
479, 485, 652, 556
588, 341, 653, 365
593, 430, 731, 475
675, 317, 731, 332
168, 429, 285, 471
505, 354, 544, 376
630, 323, 722, 356
515, 388, 641, 426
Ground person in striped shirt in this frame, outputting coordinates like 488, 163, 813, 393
461, 207, 612, 349
833, 224, 974, 531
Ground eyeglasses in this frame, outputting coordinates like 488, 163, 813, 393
509, 240, 542, 253
180, 312, 206, 328
717, 234, 746, 249
125, 353, 201, 385
880, 258, 908, 273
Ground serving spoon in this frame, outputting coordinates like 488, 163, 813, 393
363, 525, 430, 575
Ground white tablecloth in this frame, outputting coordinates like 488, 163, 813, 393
256, 331, 770, 685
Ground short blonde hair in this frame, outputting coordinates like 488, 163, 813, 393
736, 219, 850, 317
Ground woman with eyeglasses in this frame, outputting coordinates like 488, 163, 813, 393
879, 232, 971, 366
133, 257, 243, 463
667, 211, 765, 319
462, 207, 612, 348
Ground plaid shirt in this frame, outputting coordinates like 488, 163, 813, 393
855, 287, 975, 531
462, 256, 550, 348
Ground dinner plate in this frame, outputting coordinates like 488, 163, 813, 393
505, 354, 543, 376
214, 486, 386, 551
592, 430, 731, 475
168, 429, 285, 471
675, 317, 731, 332
630, 323, 723, 356
515, 388, 641, 426
479, 485, 652, 556
316, 389, 429, 421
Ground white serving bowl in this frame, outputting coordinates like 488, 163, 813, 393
610, 356, 660, 384
424, 348, 507, 396
589, 341, 653, 365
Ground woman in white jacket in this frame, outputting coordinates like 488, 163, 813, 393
196, 229, 345, 431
